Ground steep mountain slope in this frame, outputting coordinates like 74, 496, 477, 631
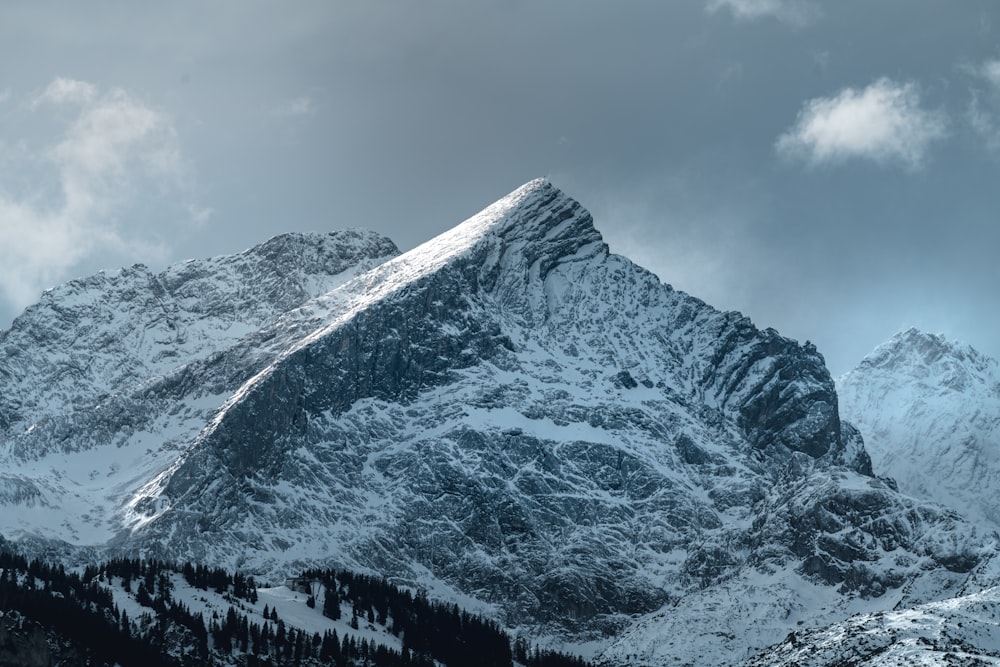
838, 329, 1000, 528
0, 181, 990, 665
0, 229, 397, 544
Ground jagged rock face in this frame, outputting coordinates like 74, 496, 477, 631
596, 461, 982, 666
0, 181, 988, 665
0, 228, 398, 434
838, 328, 1000, 528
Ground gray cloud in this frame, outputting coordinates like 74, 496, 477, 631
966, 60, 1000, 151
776, 78, 948, 169
270, 95, 318, 118
706, 0, 820, 26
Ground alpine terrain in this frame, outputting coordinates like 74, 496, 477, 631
838, 328, 1000, 530
744, 330, 1000, 665
0, 180, 995, 665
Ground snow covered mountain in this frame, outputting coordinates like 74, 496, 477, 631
838, 329, 1000, 529
0, 181, 992, 665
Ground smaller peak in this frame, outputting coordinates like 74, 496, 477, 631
854, 328, 997, 383
895, 326, 924, 339
892, 327, 942, 343
864, 328, 953, 367
208, 228, 399, 279
889, 327, 949, 351
250, 228, 398, 258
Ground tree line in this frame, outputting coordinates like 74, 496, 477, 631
0, 548, 592, 666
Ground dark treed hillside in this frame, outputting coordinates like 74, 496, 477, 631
0, 548, 593, 667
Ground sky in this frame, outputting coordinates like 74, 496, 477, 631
0, 0, 998, 376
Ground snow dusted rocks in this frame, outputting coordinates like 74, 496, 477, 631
746, 586, 1000, 666
838, 329, 1000, 528
0, 181, 991, 664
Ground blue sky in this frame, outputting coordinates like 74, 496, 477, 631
1, 0, 998, 374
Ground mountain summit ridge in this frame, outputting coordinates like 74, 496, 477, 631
852, 327, 999, 383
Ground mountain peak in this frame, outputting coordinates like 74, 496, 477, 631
324, 180, 606, 321
855, 328, 995, 381
838, 329, 1000, 531
402, 178, 601, 260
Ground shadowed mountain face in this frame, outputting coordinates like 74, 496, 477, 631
0, 181, 988, 664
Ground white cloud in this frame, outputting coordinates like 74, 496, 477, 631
0, 79, 196, 310
706, 0, 820, 27
976, 59, 1000, 87
968, 92, 999, 151
271, 95, 317, 117
51, 86, 182, 213
775, 78, 947, 169
33, 77, 98, 106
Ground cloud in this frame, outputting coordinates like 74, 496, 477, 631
0, 79, 197, 311
187, 204, 213, 226
811, 50, 831, 72
966, 60, 1000, 152
775, 78, 947, 169
33, 77, 98, 106
270, 95, 317, 117
975, 59, 1000, 87
716, 62, 744, 91
706, 0, 820, 27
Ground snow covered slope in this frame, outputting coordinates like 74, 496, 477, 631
746, 585, 1000, 666
838, 329, 1000, 528
0, 181, 991, 665
0, 229, 397, 545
